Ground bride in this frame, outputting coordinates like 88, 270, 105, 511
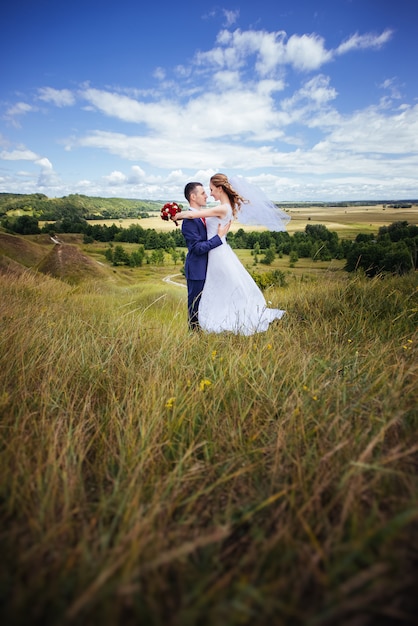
175, 173, 290, 336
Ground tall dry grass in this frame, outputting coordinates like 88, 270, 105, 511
0, 268, 417, 626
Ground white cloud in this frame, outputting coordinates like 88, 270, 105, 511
0, 148, 57, 188
318, 103, 418, 155
36, 157, 59, 188
211, 29, 288, 75
380, 77, 402, 100
336, 29, 393, 55
223, 9, 239, 27
75, 83, 283, 145
213, 70, 241, 89
166, 169, 185, 182
255, 31, 287, 75
38, 87, 75, 106
195, 27, 392, 76
5, 102, 34, 117
4, 102, 35, 127
0, 148, 40, 161
153, 67, 166, 81
297, 75, 338, 105
285, 34, 332, 71
81, 88, 177, 129
35, 157, 53, 169
279, 75, 338, 130
128, 165, 146, 183
104, 170, 127, 184
257, 79, 286, 95
82, 88, 148, 122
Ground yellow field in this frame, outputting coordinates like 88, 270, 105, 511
86, 204, 417, 237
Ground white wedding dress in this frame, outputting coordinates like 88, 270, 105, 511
198, 207, 285, 335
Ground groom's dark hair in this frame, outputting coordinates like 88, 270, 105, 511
184, 182, 202, 203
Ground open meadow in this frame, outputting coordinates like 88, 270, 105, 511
0, 210, 417, 626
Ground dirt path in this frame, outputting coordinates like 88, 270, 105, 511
163, 273, 186, 288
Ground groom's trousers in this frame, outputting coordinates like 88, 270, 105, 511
187, 279, 205, 331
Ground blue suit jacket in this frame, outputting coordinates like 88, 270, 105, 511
182, 217, 223, 280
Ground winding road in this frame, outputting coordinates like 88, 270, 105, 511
163, 273, 186, 288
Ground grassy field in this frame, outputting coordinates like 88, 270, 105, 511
1, 216, 417, 625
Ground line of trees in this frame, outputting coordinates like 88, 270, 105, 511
345, 222, 418, 276
104, 243, 184, 268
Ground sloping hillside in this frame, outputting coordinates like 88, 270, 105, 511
0, 232, 49, 267
0, 254, 34, 277
37, 242, 108, 284
0, 231, 109, 284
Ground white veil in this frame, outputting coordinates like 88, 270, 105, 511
229, 175, 291, 232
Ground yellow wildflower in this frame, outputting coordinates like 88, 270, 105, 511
165, 397, 176, 409
199, 379, 212, 392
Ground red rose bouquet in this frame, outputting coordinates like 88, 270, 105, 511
160, 202, 181, 226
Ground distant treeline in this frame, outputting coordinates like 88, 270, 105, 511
2, 212, 417, 277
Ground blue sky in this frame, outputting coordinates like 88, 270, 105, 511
1, 0, 417, 202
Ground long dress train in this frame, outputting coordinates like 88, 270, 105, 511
198, 208, 285, 335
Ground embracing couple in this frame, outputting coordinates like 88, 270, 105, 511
174, 173, 287, 336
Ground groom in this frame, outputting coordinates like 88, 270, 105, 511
179, 182, 229, 331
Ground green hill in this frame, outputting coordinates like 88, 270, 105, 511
0, 192, 162, 221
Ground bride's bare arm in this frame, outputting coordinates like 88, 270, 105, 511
173, 204, 229, 221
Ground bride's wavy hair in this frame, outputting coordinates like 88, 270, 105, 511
210, 173, 246, 219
